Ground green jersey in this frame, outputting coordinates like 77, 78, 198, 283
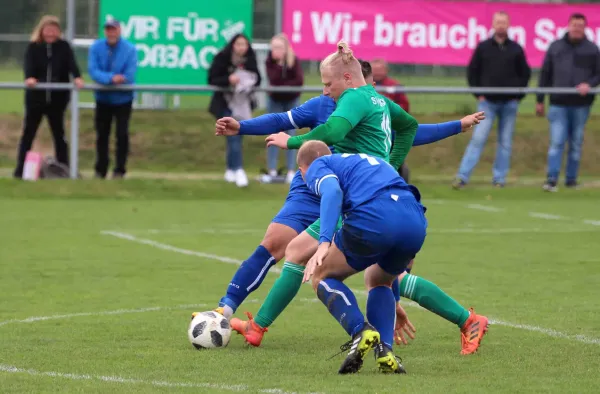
330, 85, 392, 160
286, 85, 418, 169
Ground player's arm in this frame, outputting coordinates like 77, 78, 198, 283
287, 91, 367, 149
412, 121, 462, 146
305, 161, 342, 244
239, 96, 321, 135
386, 98, 418, 170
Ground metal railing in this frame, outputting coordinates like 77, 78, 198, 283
4, 82, 598, 179
3, 82, 599, 94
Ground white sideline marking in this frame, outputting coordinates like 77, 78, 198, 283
429, 227, 598, 234
528, 212, 564, 220
147, 228, 263, 235
102, 232, 600, 347
0, 364, 315, 394
487, 319, 600, 345
466, 204, 503, 212
584, 220, 600, 226
0, 304, 207, 328
100, 231, 281, 274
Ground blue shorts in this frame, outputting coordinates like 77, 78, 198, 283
271, 170, 321, 234
334, 189, 427, 276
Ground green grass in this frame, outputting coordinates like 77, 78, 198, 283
0, 180, 599, 393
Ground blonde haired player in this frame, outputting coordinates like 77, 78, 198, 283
211, 46, 488, 360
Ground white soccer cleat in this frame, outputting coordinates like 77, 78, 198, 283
235, 169, 249, 188
224, 169, 236, 183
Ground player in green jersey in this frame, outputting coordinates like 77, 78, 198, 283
230, 45, 488, 358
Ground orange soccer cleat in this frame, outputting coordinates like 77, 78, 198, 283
460, 308, 489, 355
230, 312, 268, 347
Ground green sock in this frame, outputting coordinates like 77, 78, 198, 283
400, 274, 470, 327
254, 262, 305, 328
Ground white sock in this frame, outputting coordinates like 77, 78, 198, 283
222, 305, 234, 319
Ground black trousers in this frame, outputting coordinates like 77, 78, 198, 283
14, 101, 69, 178
94, 101, 133, 178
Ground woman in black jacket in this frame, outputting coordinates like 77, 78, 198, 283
14, 15, 84, 179
208, 33, 261, 187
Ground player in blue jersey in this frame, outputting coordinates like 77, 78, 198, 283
298, 140, 425, 374
202, 61, 488, 355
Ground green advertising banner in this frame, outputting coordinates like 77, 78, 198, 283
98, 0, 254, 85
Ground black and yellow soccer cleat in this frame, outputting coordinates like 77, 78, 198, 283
374, 343, 407, 374
338, 323, 380, 374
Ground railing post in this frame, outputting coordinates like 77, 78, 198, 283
66, 0, 80, 179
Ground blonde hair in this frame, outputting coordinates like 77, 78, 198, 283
319, 40, 361, 76
271, 33, 296, 69
30, 15, 61, 43
297, 141, 332, 167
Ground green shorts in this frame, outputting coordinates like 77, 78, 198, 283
306, 216, 344, 240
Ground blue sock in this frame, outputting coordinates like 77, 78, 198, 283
219, 245, 276, 312
316, 278, 364, 337
392, 278, 400, 302
367, 286, 396, 349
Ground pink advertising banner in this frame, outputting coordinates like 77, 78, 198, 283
282, 0, 600, 67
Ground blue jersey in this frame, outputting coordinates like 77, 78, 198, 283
238, 95, 461, 147
305, 153, 409, 212
304, 153, 421, 243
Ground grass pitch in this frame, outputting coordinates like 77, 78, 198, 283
1, 180, 599, 393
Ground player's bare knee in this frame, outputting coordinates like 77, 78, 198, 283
284, 241, 310, 266
365, 265, 395, 288
260, 223, 298, 261
260, 236, 286, 261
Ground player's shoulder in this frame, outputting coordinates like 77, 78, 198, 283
338, 86, 374, 106
298, 95, 329, 110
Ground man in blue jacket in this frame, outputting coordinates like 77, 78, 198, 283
88, 19, 137, 179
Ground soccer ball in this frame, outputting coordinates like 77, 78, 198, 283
188, 311, 231, 349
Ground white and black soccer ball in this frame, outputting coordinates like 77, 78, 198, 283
188, 311, 231, 349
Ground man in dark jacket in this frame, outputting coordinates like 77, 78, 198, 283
88, 19, 137, 179
537, 13, 600, 191
14, 16, 83, 178
454, 11, 531, 188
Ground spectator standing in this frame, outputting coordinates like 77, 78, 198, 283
537, 13, 600, 192
371, 58, 411, 181
88, 20, 137, 179
14, 15, 83, 179
264, 33, 304, 184
209, 34, 261, 188
371, 59, 410, 112
454, 11, 531, 188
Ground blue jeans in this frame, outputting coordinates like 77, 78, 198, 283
457, 99, 519, 184
546, 105, 590, 184
222, 109, 243, 170
266, 97, 299, 171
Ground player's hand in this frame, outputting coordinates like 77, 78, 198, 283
25, 78, 37, 87
303, 242, 330, 283
535, 103, 545, 117
265, 132, 291, 149
576, 83, 590, 96
215, 117, 241, 136
460, 111, 485, 132
394, 302, 416, 345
